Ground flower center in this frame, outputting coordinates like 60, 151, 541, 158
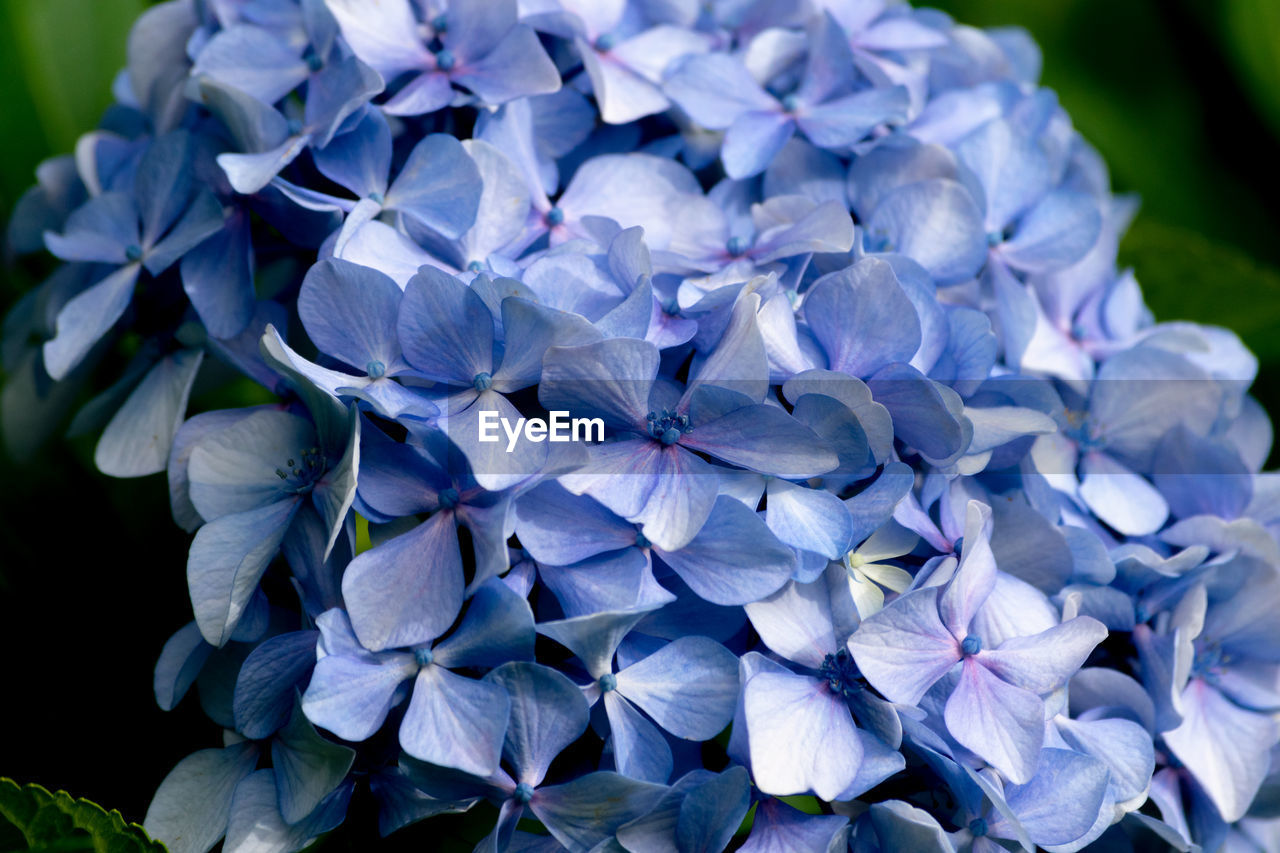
726, 235, 748, 257
781, 94, 800, 113
513, 782, 535, 804
594, 32, 617, 52
434, 48, 456, 72
1192, 642, 1229, 681
598, 673, 617, 692
467, 260, 484, 272
366, 360, 386, 379
438, 487, 460, 510
473, 372, 493, 392
634, 531, 650, 549
646, 409, 691, 445
414, 647, 434, 667
125, 244, 143, 262
274, 446, 324, 492
819, 649, 861, 698
545, 206, 565, 226
969, 818, 988, 837
961, 635, 982, 656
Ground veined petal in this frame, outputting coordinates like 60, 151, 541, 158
188, 499, 299, 647
604, 691, 674, 783
399, 665, 510, 777
944, 658, 1045, 784
847, 587, 959, 705
743, 670, 862, 801
979, 616, 1107, 694
341, 511, 464, 651
615, 636, 739, 740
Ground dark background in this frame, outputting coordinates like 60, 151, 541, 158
1, 0, 1279, 833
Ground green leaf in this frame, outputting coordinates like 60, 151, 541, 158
1119, 219, 1280, 363
1220, 0, 1280, 142
0, 778, 167, 853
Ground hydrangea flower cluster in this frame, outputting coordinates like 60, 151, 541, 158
8, 0, 1280, 851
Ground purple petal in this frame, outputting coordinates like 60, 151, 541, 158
765, 479, 854, 560
738, 798, 849, 853
432, 577, 535, 670
96, 349, 203, 477
540, 337, 658, 431
1078, 451, 1169, 537
453, 24, 561, 105
537, 607, 653, 680
680, 404, 838, 479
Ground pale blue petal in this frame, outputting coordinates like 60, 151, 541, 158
399, 665, 510, 776
341, 511, 464, 651
615, 636, 739, 740
144, 743, 259, 853
487, 662, 590, 787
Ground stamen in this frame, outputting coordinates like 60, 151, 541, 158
819, 649, 861, 698
646, 409, 691, 445
961, 635, 982, 656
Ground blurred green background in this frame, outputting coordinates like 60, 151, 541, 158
0, 0, 1279, 838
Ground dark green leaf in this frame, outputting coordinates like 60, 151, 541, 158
1219, 0, 1280, 142
1119, 219, 1280, 363
0, 778, 167, 853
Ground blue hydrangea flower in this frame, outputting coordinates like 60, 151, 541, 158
8, 1, 1280, 850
